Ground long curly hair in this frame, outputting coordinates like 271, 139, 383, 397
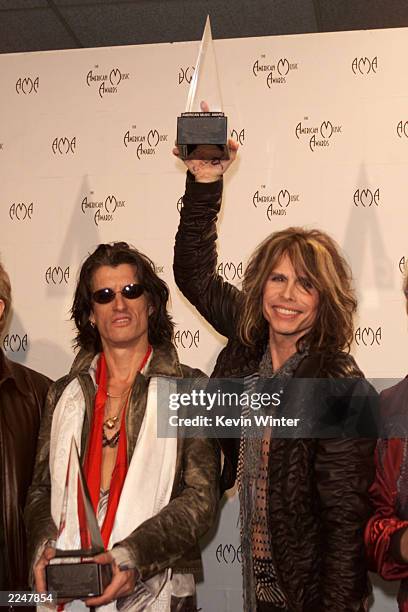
238, 227, 357, 354
72, 242, 173, 352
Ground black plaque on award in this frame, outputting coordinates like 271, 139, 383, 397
46, 438, 112, 599
176, 16, 229, 161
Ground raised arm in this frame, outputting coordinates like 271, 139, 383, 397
173, 141, 242, 340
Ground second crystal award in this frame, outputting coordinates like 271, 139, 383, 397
46, 438, 112, 599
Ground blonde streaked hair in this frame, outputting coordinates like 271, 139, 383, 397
238, 227, 357, 353
0, 261, 11, 336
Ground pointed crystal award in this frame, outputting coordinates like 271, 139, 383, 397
176, 16, 229, 160
46, 438, 112, 599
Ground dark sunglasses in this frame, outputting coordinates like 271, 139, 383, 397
92, 283, 144, 304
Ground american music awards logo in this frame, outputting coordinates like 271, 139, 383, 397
397, 121, 408, 139
3, 334, 28, 353
295, 118, 342, 152
9, 202, 34, 221
178, 66, 195, 85
52, 137, 76, 155
252, 56, 299, 87
253, 186, 300, 219
353, 188, 380, 207
174, 330, 200, 349
86, 66, 130, 98
45, 266, 70, 285
123, 126, 168, 160
216, 543, 242, 564
354, 327, 382, 347
81, 192, 126, 226
351, 57, 377, 75
399, 256, 406, 274
230, 128, 245, 146
16, 76, 39, 94
177, 197, 184, 213
217, 262, 243, 282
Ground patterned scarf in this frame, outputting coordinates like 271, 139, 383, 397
238, 347, 307, 611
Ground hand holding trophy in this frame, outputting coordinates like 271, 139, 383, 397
44, 438, 112, 599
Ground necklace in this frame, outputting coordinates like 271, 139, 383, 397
102, 429, 120, 448
106, 387, 130, 399
103, 392, 129, 430
102, 345, 152, 432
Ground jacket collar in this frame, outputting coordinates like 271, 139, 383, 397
69, 342, 184, 380
0, 348, 29, 395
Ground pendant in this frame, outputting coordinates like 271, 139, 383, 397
104, 416, 118, 430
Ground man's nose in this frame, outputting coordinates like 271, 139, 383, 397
112, 292, 127, 309
280, 280, 296, 300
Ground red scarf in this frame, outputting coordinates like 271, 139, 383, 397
81, 347, 152, 549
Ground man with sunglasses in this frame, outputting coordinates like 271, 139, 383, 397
0, 259, 51, 594
25, 242, 219, 611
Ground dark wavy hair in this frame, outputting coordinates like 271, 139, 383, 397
71, 242, 174, 352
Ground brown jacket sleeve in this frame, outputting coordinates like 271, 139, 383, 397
174, 172, 241, 340
115, 435, 220, 580
24, 381, 66, 570
315, 356, 376, 611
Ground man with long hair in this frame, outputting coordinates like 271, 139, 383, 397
26, 242, 219, 610
0, 259, 51, 591
173, 144, 376, 611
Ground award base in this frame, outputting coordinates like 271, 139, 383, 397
46, 561, 112, 599
177, 112, 229, 160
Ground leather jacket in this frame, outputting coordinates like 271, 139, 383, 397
173, 173, 376, 612
0, 349, 51, 589
25, 342, 220, 596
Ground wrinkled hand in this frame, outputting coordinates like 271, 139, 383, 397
85, 551, 137, 607
34, 546, 56, 593
173, 138, 238, 183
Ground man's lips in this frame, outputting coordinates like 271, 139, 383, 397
111, 315, 131, 325
272, 305, 302, 316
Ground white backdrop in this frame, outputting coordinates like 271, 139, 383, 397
1, 26, 407, 611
